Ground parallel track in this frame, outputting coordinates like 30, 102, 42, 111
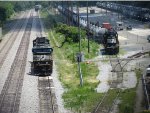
92, 52, 146, 113
92, 55, 122, 113
0, 11, 33, 113
0, 11, 29, 69
38, 76, 56, 113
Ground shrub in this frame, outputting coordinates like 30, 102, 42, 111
55, 23, 86, 43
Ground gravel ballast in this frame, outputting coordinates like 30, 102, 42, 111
19, 10, 39, 113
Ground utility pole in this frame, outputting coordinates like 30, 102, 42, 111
65, 1, 68, 24
71, 1, 73, 25
67, 1, 70, 25
87, 1, 90, 53
77, 2, 83, 87
106, 2, 107, 15
77, 2, 81, 52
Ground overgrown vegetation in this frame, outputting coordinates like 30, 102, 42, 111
0, 1, 51, 26
118, 89, 136, 113
135, 68, 142, 81
12, 1, 35, 12
0, 2, 14, 26
117, 67, 142, 113
52, 30, 100, 112
40, 8, 103, 112
55, 23, 86, 43
40, 6, 141, 113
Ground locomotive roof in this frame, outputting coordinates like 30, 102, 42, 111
32, 37, 53, 55
33, 37, 51, 47
33, 37, 49, 42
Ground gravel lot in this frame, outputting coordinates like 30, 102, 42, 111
96, 60, 111, 93
128, 28, 150, 37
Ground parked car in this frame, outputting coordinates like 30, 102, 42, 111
147, 35, 150, 42
126, 25, 132, 30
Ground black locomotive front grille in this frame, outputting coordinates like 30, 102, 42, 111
33, 61, 53, 75
33, 61, 52, 65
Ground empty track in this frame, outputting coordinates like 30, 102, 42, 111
92, 55, 122, 113
0, 11, 30, 69
92, 52, 147, 113
0, 11, 33, 113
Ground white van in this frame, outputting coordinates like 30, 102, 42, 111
116, 22, 124, 30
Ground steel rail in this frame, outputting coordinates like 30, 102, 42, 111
92, 55, 123, 113
106, 90, 121, 113
0, 11, 29, 69
0, 11, 33, 113
48, 76, 55, 113
36, 11, 57, 113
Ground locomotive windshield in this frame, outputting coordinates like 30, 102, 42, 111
32, 48, 53, 54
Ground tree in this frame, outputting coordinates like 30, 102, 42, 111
0, 2, 14, 25
13, 1, 35, 12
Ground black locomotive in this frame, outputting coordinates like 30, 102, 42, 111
32, 37, 53, 75
35, 5, 41, 12
58, 5, 119, 54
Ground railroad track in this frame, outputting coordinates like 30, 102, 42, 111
92, 55, 123, 113
35, 12, 58, 113
0, 11, 30, 69
86, 50, 150, 63
92, 51, 147, 113
0, 11, 33, 113
38, 76, 58, 113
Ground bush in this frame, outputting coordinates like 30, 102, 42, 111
55, 23, 86, 43
0, 3, 14, 24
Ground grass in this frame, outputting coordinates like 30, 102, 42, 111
40, 8, 139, 113
2, 11, 21, 35
50, 30, 100, 112
40, 8, 102, 112
117, 68, 142, 113
97, 88, 136, 113
135, 68, 142, 81
119, 48, 126, 56
118, 89, 136, 113
63, 87, 104, 112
